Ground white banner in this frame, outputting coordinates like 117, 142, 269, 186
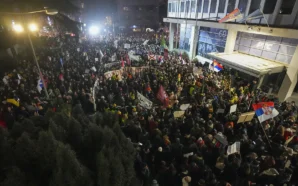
91, 66, 96, 72
104, 61, 120, 68
230, 104, 237, 114
137, 92, 153, 109
227, 142, 240, 155
124, 43, 131, 49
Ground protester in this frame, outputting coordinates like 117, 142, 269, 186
0, 33, 297, 186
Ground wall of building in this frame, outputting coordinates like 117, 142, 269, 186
167, 0, 298, 27
165, 17, 298, 101
117, 0, 159, 30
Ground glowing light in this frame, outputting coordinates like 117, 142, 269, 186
13, 24, 24, 32
89, 26, 99, 35
28, 23, 38, 32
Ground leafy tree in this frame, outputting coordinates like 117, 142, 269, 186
0, 166, 26, 186
96, 150, 110, 186
0, 104, 136, 186
50, 142, 93, 186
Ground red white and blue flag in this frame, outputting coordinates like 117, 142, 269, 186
212, 60, 223, 72
219, 8, 243, 23
252, 102, 279, 123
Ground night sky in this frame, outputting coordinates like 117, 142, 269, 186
83, 0, 167, 24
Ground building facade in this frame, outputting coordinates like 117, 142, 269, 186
117, 0, 159, 31
164, 0, 298, 101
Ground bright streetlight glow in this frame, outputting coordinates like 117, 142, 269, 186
89, 26, 99, 35
28, 23, 38, 32
13, 24, 24, 32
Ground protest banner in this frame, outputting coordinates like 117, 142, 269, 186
124, 44, 130, 49
174, 111, 185, 118
180, 104, 190, 111
137, 92, 153, 109
227, 142, 241, 155
230, 104, 237, 114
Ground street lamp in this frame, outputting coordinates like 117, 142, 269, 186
13, 24, 24, 32
89, 25, 100, 35
28, 23, 38, 32
2, 9, 58, 100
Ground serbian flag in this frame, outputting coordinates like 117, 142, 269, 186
212, 60, 223, 72
252, 102, 279, 123
219, 8, 243, 23
157, 85, 169, 107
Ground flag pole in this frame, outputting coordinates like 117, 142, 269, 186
258, 120, 272, 151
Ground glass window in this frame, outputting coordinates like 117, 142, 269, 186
191, 0, 196, 12
280, 0, 296, 14
197, 27, 228, 58
203, 0, 209, 13
186, 1, 190, 13
123, 6, 130, 11
197, 0, 203, 13
174, 2, 177, 12
168, 3, 172, 12
210, 0, 217, 13
227, 0, 236, 13
181, 1, 185, 12
218, 0, 226, 13
249, 0, 260, 14
263, 0, 278, 14
235, 31, 295, 64
238, 0, 248, 13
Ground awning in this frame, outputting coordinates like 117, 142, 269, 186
207, 52, 286, 77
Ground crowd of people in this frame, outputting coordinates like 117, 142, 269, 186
0, 33, 298, 186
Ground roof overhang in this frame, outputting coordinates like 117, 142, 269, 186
207, 52, 286, 77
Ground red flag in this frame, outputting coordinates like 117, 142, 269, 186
59, 74, 64, 81
157, 85, 169, 107
164, 48, 168, 60
219, 8, 242, 23
121, 57, 125, 67
126, 54, 131, 66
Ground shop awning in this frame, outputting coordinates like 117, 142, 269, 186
207, 52, 286, 77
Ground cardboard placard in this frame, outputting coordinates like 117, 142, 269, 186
180, 104, 190, 111
237, 111, 255, 123
230, 104, 237, 114
227, 142, 240, 155
174, 111, 185, 118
